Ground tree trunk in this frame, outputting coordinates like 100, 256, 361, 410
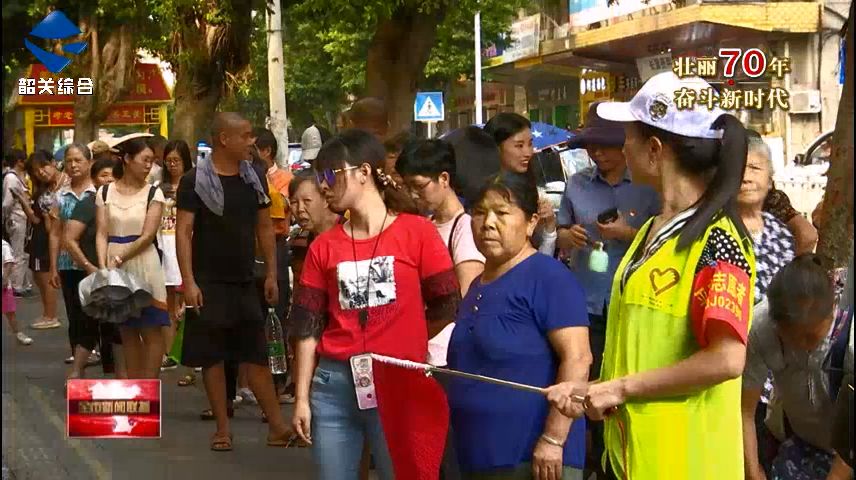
73, 17, 135, 143
817, 0, 854, 267
364, 6, 446, 134
170, 0, 254, 151
172, 64, 224, 148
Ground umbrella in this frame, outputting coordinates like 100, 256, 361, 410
529, 122, 573, 152
79, 269, 154, 324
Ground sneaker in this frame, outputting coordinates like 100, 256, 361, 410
32, 318, 61, 330
15, 332, 33, 345
13, 289, 35, 298
237, 388, 258, 405
64, 355, 74, 364
161, 358, 179, 371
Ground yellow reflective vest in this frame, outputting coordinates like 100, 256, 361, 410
600, 214, 755, 480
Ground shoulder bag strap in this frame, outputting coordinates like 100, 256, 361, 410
447, 212, 465, 260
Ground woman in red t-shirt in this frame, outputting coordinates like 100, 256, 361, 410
289, 129, 461, 480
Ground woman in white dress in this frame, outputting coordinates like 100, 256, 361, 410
96, 138, 167, 379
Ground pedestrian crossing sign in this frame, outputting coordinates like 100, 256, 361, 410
414, 92, 444, 122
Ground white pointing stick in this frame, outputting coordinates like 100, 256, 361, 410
370, 353, 587, 403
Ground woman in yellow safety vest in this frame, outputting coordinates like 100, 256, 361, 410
546, 71, 756, 480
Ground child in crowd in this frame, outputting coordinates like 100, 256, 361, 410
3, 236, 33, 345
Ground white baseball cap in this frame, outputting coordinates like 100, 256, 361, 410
597, 71, 727, 140
300, 125, 323, 162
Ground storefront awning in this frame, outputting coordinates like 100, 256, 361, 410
550, 1, 821, 64
485, 1, 821, 80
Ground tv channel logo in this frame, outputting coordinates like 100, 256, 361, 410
25, 10, 88, 74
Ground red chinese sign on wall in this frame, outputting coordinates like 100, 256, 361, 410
43, 105, 153, 126
103, 105, 147, 125
47, 106, 75, 126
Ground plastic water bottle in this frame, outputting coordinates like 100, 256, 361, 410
589, 241, 609, 273
265, 308, 288, 375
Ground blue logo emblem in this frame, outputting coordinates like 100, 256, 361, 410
25, 11, 88, 74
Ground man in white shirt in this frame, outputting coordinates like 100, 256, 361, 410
2, 149, 32, 295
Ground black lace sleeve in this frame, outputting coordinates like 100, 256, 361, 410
287, 284, 328, 340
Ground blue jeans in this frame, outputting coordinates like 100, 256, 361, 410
311, 357, 395, 480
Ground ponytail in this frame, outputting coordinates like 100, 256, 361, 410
371, 167, 419, 215
678, 114, 749, 250
636, 114, 750, 250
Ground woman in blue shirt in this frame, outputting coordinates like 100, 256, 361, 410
447, 171, 592, 480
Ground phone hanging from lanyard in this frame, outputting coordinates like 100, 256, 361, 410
348, 211, 388, 410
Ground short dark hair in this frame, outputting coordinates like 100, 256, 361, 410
396, 139, 457, 189
444, 126, 502, 207
162, 140, 193, 185
384, 131, 416, 155
768, 254, 836, 326
484, 113, 531, 146
4, 149, 26, 169
288, 169, 317, 199
473, 171, 538, 218
146, 135, 167, 151
90, 157, 116, 180
254, 128, 278, 158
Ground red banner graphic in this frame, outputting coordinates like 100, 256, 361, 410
67, 379, 161, 439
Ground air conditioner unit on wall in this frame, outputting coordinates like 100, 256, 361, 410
789, 90, 822, 114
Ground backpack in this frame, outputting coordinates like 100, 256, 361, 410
101, 184, 163, 262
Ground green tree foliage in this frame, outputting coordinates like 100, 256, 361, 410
274, 0, 527, 132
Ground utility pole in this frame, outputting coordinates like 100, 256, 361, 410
474, 11, 483, 125
266, 0, 289, 168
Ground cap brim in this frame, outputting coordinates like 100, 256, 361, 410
301, 147, 320, 161
597, 102, 637, 123
567, 127, 625, 149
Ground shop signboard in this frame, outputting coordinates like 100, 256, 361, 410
636, 53, 674, 81
569, 0, 670, 28
502, 15, 541, 63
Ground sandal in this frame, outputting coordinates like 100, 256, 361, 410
210, 432, 233, 452
177, 374, 196, 387
200, 407, 234, 420
266, 430, 293, 447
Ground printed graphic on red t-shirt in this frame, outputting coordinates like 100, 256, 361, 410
297, 213, 455, 361
336, 256, 397, 310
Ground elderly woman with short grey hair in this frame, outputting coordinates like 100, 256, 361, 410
738, 135, 795, 302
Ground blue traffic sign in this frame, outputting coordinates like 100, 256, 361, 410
414, 92, 444, 122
